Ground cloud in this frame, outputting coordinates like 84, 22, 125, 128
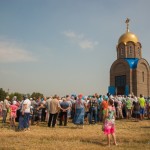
63, 31, 98, 50
63, 31, 77, 38
0, 40, 37, 63
79, 40, 98, 49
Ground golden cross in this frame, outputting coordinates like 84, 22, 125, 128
125, 18, 130, 32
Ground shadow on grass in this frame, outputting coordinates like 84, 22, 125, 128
37, 123, 80, 129
140, 126, 150, 128
122, 119, 142, 122
57, 125, 83, 129
80, 139, 106, 146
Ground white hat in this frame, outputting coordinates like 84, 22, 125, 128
109, 95, 114, 99
13, 101, 17, 105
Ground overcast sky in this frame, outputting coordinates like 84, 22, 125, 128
0, 0, 150, 96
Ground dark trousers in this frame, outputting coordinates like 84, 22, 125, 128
2, 110, 7, 123
59, 111, 67, 126
48, 113, 58, 127
41, 108, 46, 122
89, 107, 97, 124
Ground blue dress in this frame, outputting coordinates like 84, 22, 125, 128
73, 99, 85, 125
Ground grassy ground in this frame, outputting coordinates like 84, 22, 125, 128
0, 119, 150, 150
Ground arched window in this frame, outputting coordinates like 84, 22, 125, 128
142, 72, 144, 82
138, 47, 140, 55
120, 47, 124, 55
129, 46, 132, 54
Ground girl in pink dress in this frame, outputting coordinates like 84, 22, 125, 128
10, 101, 18, 128
103, 99, 117, 146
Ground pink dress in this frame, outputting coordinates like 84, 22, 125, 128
10, 105, 18, 118
104, 106, 115, 134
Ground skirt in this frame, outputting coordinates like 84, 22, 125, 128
73, 107, 85, 125
103, 120, 115, 134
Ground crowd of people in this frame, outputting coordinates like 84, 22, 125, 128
0, 93, 150, 146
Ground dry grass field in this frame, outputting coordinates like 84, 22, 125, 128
0, 119, 150, 150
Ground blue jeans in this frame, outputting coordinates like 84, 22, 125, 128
140, 107, 145, 115
89, 107, 97, 124
97, 109, 100, 122
18, 113, 24, 129
24, 113, 30, 128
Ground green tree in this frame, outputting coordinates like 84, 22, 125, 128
0, 88, 7, 101
31, 92, 43, 100
9, 92, 24, 101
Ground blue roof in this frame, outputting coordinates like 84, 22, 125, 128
125, 58, 139, 69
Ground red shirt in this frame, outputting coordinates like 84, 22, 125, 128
102, 100, 108, 110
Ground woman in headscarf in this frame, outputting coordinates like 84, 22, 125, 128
73, 94, 86, 128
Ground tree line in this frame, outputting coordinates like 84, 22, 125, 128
0, 88, 43, 101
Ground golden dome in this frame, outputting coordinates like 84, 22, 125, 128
118, 32, 139, 44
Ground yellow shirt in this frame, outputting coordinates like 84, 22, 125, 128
139, 97, 145, 108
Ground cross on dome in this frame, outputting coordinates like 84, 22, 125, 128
125, 18, 130, 32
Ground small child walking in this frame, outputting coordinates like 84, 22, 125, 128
10, 101, 18, 129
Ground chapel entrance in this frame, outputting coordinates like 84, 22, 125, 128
115, 75, 126, 95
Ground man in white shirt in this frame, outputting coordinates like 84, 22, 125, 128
22, 95, 31, 130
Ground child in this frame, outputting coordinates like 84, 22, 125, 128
10, 101, 18, 129
103, 99, 117, 147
